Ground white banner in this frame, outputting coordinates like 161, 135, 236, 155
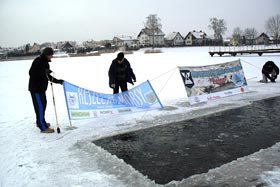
178, 60, 249, 104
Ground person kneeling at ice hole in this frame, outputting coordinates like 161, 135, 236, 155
260, 61, 279, 83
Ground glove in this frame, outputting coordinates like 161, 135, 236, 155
45, 69, 52, 74
266, 74, 272, 81
110, 84, 116, 88
57, 79, 64, 85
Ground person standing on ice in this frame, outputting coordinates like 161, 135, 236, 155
108, 52, 136, 94
260, 61, 279, 83
28, 47, 64, 133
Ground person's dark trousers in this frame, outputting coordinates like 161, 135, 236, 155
113, 81, 128, 94
30, 92, 48, 131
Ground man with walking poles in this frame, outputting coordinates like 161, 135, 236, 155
28, 47, 64, 133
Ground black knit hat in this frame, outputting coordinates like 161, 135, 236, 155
116, 52, 124, 61
42, 47, 54, 56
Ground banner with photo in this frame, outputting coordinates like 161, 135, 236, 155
63, 80, 163, 120
178, 59, 249, 105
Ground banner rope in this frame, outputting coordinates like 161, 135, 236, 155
247, 76, 258, 80
240, 59, 261, 70
240, 59, 280, 75
135, 67, 178, 123
150, 67, 178, 81
156, 68, 178, 96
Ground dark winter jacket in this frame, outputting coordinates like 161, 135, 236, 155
262, 61, 279, 79
108, 58, 136, 88
28, 54, 61, 92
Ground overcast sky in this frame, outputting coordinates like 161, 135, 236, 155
0, 0, 279, 47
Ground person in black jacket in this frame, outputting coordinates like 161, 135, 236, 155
28, 47, 63, 133
260, 61, 279, 83
108, 52, 136, 94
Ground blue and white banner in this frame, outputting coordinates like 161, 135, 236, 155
63, 80, 163, 120
178, 60, 250, 104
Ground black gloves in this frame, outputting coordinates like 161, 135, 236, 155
57, 79, 64, 85
45, 69, 52, 74
271, 75, 277, 82
45, 69, 64, 85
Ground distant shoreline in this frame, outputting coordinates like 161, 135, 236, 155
0, 50, 134, 62
0, 55, 36, 62
0, 53, 101, 62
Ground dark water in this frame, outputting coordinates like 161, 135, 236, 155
93, 96, 280, 185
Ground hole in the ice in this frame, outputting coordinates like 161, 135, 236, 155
93, 96, 280, 185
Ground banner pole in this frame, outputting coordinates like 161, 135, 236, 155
147, 80, 164, 109
69, 119, 73, 127
62, 81, 73, 128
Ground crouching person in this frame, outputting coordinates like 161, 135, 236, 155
260, 61, 279, 83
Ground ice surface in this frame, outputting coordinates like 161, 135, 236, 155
261, 167, 280, 187
1, 46, 280, 187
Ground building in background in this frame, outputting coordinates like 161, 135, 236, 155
185, 30, 208, 46
137, 28, 165, 47
165, 32, 185, 47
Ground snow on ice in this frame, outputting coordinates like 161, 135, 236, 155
0, 47, 280, 187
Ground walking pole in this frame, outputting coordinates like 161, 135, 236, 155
50, 81, 61, 133
47, 73, 61, 134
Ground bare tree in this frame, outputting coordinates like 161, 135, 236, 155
144, 14, 162, 48
265, 14, 280, 43
208, 17, 227, 43
244, 28, 258, 39
232, 27, 243, 45
25, 44, 30, 54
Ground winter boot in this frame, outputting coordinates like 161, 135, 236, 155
41, 128, 55, 133
37, 123, 51, 128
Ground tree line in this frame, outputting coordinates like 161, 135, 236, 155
146, 14, 280, 47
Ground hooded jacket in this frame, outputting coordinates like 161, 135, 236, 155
108, 58, 136, 88
262, 61, 279, 77
28, 54, 60, 92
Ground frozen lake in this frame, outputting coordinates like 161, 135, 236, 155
1, 47, 280, 187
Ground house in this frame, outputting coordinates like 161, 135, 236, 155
41, 42, 56, 49
230, 37, 239, 46
243, 36, 255, 45
113, 36, 140, 49
28, 43, 41, 54
255, 33, 270, 45
269, 36, 276, 44
230, 35, 254, 46
185, 30, 208, 46
0, 47, 5, 58
83, 40, 98, 50
137, 28, 165, 47
58, 41, 75, 53
165, 32, 185, 46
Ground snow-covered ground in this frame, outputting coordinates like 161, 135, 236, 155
1, 47, 280, 187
